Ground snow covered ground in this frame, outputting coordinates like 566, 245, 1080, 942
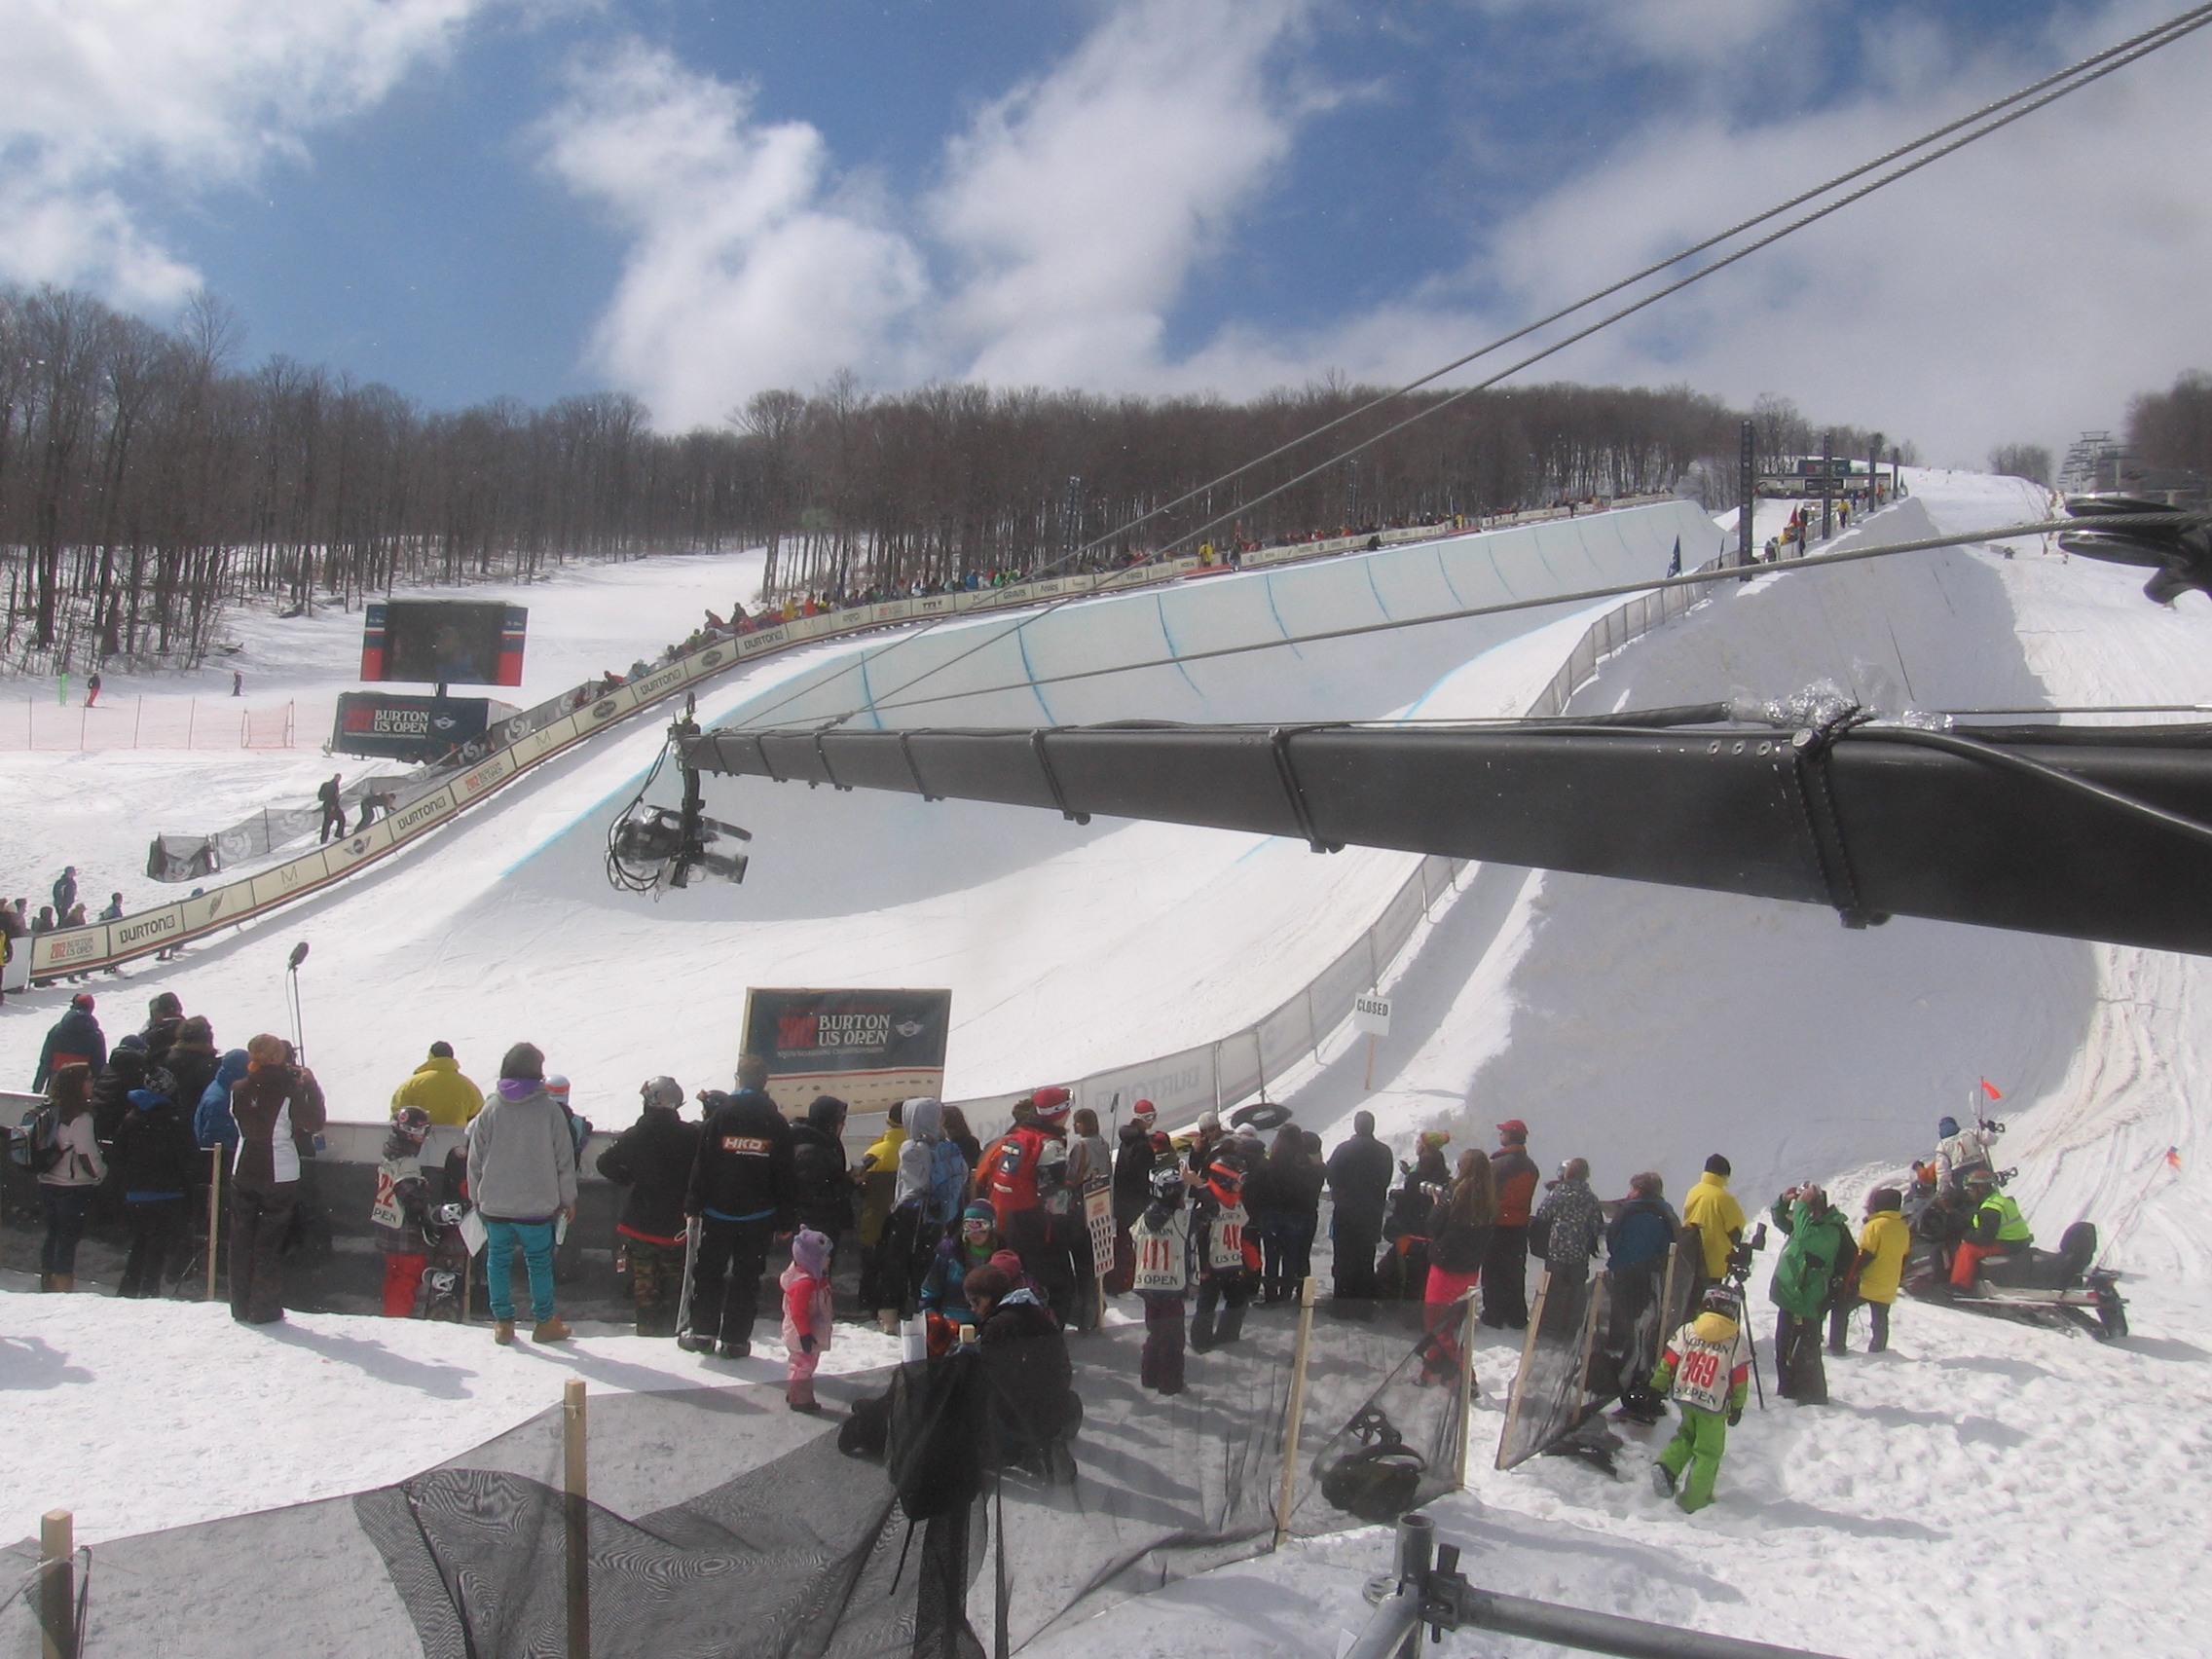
5, 467, 2212, 1656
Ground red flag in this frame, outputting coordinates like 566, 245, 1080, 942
1979, 1078, 2004, 1102
2168, 1147, 2184, 1172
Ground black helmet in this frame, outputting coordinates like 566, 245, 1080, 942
1701, 1285, 1742, 1319
391, 1105, 433, 1142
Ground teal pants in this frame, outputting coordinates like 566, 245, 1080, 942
485, 1219, 557, 1323
1657, 1403, 1729, 1512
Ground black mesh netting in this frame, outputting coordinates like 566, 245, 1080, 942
1, 1300, 1474, 1659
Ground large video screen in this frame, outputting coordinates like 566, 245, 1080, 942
360, 601, 527, 686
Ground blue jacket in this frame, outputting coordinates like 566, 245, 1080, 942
34, 1007, 107, 1092
1606, 1196, 1679, 1270
195, 1050, 250, 1152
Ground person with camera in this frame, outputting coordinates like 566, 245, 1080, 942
1768, 1183, 1853, 1403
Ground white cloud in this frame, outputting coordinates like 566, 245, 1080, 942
0, 0, 498, 305
539, 43, 929, 428
547, 0, 1311, 422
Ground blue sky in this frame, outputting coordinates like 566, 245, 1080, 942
8, 1, 2209, 462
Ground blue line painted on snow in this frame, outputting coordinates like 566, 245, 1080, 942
1262, 574, 1307, 659
1435, 543, 1469, 610
1017, 625, 1057, 723
1154, 593, 1204, 696
1364, 555, 1392, 619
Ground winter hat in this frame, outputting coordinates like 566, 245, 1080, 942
116, 1034, 148, 1055
963, 1265, 1013, 1306
70, 992, 93, 1012
791, 1228, 831, 1275
641, 1076, 683, 1111
807, 1094, 847, 1129
1704, 1154, 1732, 1177
987, 1248, 1026, 1280
127, 1088, 168, 1112
1197, 1110, 1221, 1133
1419, 1129, 1452, 1152
1131, 1098, 1157, 1122
1031, 1087, 1071, 1127
961, 1202, 996, 1229
1866, 1187, 1902, 1213
500, 1042, 545, 1081
428, 1041, 455, 1059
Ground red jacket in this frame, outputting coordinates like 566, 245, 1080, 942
986, 1124, 1058, 1221
1491, 1145, 1539, 1227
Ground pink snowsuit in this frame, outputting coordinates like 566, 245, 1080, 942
781, 1228, 834, 1408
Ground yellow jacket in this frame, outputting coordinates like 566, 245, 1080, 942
1856, 1209, 1911, 1304
1681, 1172, 1747, 1278
391, 1055, 484, 1126
857, 1124, 905, 1245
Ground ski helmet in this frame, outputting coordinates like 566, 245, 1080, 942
392, 1105, 432, 1142
1701, 1285, 1742, 1319
1937, 1116, 1960, 1138
1150, 1165, 1186, 1201
1965, 1169, 1997, 1193
641, 1076, 683, 1111
542, 1074, 571, 1098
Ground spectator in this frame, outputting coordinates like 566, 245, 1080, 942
1835, 1187, 1911, 1355
893, 1097, 977, 1325
918, 1202, 1001, 1347
1323, 1110, 1393, 1309
194, 1049, 250, 1156
372, 1107, 435, 1316
1605, 1172, 1679, 1410
1531, 1158, 1604, 1283
317, 774, 346, 843
855, 1101, 905, 1315
153, 1015, 221, 1124
595, 1077, 702, 1338
389, 1041, 485, 1126
1112, 1099, 1160, 1228
36, 1063, 104, 1292
52, 866, 78, 918
468, 1042, 578, 1346
1190, 1156, 1259, 1351
939, 1103, 982, 1170
1422, 1149, 1494, 1379
791, 1093, 857, 1258
90, 1033, 153, 1142
98, 892, 124, 922
32, 905, 54, 935
781, 1227, 835, 1413
114, 1083, 202, 1297
142, 991, 185, 1068
1768, 1183, 1853, 1404
1483, 1120, 1539, 1329
1381, 1131, 1452, 1300
967, 1263, 1078, 1478
1131, 1166, 1194, 1394
1268, 1125, 1326, 1302
1063, 1106, 1113, 1322
682, 1053, 797, 1358
33, 991, 105, 1091
226, 1033, 327, 1325
1681, 1154, 1748, 1300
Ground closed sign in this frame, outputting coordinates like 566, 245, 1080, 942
1352, 995, 1392, 1036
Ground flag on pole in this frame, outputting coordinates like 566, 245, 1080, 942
1979, 1078, 2004, 1102
1665, 536, 1681, 577
2167, 1147, 2183, 1172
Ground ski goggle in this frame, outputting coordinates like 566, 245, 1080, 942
962, 1218, 993, 1236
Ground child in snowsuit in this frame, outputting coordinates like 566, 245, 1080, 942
917, 1202, 1002, 1351
372, 1107, 435, 1315
1131, 1167, 1194, 1394
1649, 1287, 1752, 1513
1191, 1156, 1260, 1351
782, 1227, 835, 1412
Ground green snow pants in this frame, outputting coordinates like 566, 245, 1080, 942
1657, 1404, 1730, 1513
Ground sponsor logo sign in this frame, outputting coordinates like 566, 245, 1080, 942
742, 986, 953, 1116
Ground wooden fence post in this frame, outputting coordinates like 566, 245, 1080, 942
205, 1146, 224, 1304
39, 1508, 74, 1659
564, 1378, 589, 1659
1272, 1275, 1318, 1548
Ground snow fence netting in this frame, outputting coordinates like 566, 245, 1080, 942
0, 1301, 1471, 1659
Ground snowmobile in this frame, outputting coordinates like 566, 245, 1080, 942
1902, 1187, 2127, 1341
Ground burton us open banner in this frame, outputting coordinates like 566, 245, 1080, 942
741, 987, 953, 1114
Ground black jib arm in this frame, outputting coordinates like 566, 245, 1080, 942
671, 712, 2212, 957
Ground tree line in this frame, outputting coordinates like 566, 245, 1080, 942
5, 280, 1850, 675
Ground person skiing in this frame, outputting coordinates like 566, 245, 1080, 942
113, 1082, 201, 1297
1530, 1157, 1605, 1284
1680, 1153, 1748, 1299
33, 992, 105, 1091
225, 1033, 327, 1325
1950, 1170, 2033, 1289
1132, 1165, 1195, 1395
1648, 1286, 1753, 1514
1482, 1120, 1539, 1328
682, 1055, 797, 1358
372, 1107, 436, 1315
781, 1227, 835, 1413
1324, 1110, 1394, 1309
468, 1042, 578, 1345
317, 774, 347, 843
1833, 1187, 1910, 1353
1768, 1184, 1853, 1403
1190, 1155, 1259, 1351
595, 1076, 702, 1337
389, 1041, 484, 1126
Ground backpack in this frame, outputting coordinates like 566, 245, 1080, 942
925, 1137, 967, 1227
10, 1106, 63, 1175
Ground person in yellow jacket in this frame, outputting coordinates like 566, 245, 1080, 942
1830, 1186, 1910, 1353
1680, 1155, 1747, 1288
855, 1102, 906, 1315
390, 1042, 484, 1126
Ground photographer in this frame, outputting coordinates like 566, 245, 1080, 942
1768, 1183, 1853, 1404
